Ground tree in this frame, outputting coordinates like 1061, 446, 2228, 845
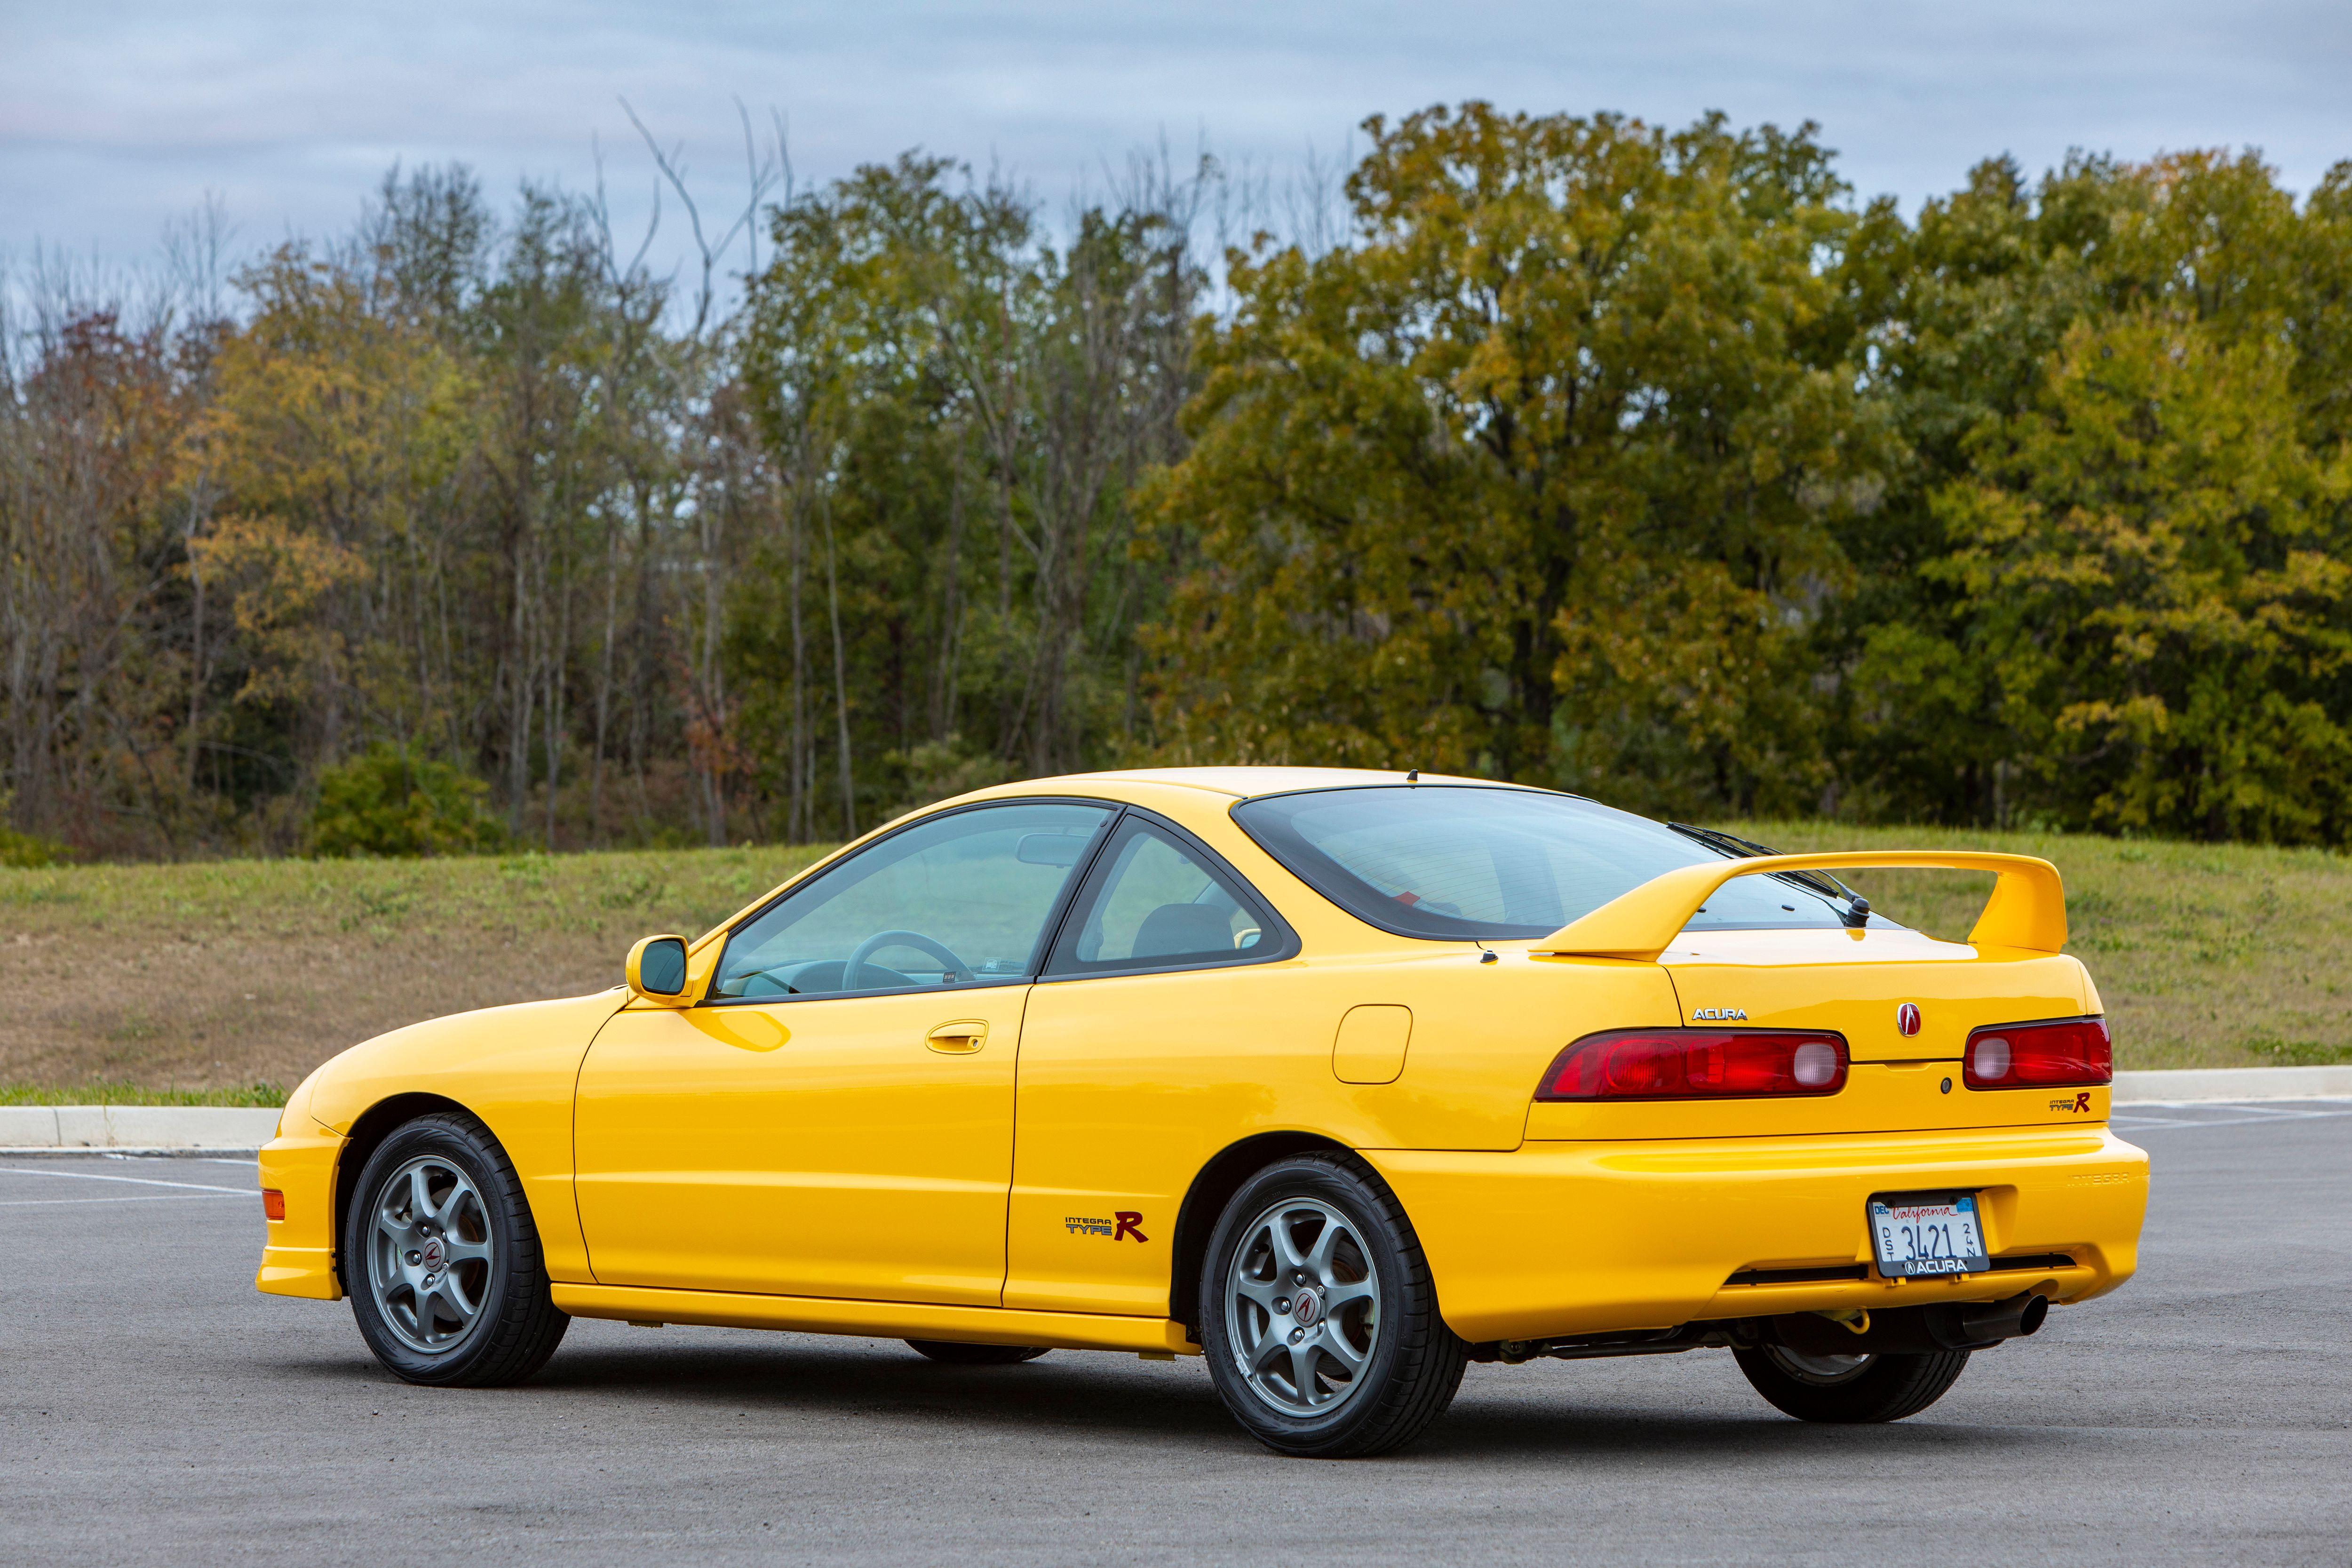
1145, 105, 1878, 816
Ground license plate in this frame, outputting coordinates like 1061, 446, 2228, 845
1868, 1192, 1990, 1277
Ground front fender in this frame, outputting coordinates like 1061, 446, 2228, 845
297, 988, 628, 1285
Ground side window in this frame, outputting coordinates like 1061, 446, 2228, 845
712, 802, 1113, 999
1047, 818, 1286, 976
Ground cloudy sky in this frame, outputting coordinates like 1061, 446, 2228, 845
6, 0, 2350, 275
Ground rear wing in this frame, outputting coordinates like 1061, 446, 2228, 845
1531, 852, 2067, 963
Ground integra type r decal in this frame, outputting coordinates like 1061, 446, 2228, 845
1065, 1212, 1148, 1242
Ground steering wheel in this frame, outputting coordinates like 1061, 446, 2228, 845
843, 929, 974, 991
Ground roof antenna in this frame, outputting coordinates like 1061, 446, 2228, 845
1405, 768, 1420, 782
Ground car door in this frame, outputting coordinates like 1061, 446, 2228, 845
573, 799, 1115, 1305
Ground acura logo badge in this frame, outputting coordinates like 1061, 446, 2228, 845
1897, 1003, 1922, 1037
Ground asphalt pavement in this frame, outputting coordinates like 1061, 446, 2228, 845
4, 1100, 2347, 1567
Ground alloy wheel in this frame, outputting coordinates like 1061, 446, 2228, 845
1766, 1345, 1876, 1385
1223, 1196, 1383, 1417
366, 1154, 495, 1354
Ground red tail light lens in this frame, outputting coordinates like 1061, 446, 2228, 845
1536, 1029, 1848, 1100
1963, 1017, 2111, 1089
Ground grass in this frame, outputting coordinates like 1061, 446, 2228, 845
0, 823, 2344, 1095
0, 845, 828, 1098
0, 1081, 288, 1107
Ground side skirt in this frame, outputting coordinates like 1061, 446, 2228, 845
551, 1284, 1202, 1355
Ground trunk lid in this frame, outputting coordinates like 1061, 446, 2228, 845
1522, 928, 2107, 1141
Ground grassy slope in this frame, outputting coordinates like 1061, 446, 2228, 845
0, 846, 828, 1098
0, 824, 2343, 1096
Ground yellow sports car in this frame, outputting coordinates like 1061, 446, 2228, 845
256, 769, 2148, 1457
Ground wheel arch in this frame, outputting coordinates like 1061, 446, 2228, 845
1169, 1130, 1357, 1338
330, 1091, 480, 1290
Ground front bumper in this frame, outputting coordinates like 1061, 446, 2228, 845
1368, 1124, 2148, 1345
255, 1129, 346, 1300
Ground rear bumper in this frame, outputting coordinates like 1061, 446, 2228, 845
1368, 1124, 2148, 1345
255, 1128, 345, 1301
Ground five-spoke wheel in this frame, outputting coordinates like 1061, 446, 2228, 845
1199, 1154, 1465, 1457
366, 1154, 495, 1353
1223, 1196, 1382, 1417
343, 1111, 569, 1386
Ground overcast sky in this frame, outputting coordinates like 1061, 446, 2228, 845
6, 0, 2350, 280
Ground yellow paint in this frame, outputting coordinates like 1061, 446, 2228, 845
552, 1282, 1199, 1354
254, 1127, 344, 1299
573, 989, 1027, 1304
1539, 850, 2068, 960
1332, 1004, 1413, 1084
1370, 1124, 2147, 1343
255, 765, 2150, 1362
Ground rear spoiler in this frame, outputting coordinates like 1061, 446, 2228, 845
1531, 852, 2067, 963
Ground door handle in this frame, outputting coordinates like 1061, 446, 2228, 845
927, 1020, 988, 1053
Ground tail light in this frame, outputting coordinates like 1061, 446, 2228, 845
1964, 1017, 2111, 1089
1536, 1029, 1848, 1101
262, 1189, 286, 1221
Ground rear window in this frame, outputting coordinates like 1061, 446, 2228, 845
1231, 786, 1873, 941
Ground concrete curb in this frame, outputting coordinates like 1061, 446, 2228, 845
0, 1105, 282, 1152
2112, 1065, 2352, 1103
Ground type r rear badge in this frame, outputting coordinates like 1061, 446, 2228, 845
1897, 1003, 1923, 1036
1691, 1007, 1747, 1021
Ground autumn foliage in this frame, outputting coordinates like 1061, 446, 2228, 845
3, 109, 2350, 858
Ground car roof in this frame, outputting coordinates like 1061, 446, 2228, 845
1003, 766, 1534, 801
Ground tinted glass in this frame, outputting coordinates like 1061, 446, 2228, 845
1049, 819, 1275, 974
714, 803, 1112, 998
1232, 786, 1878, 941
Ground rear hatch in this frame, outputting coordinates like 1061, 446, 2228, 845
1523, 927, 2108, 1140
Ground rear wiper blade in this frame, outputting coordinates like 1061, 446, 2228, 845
1666, 822, 1872, 926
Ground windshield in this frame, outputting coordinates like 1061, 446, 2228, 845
1231, 786, 1883, 941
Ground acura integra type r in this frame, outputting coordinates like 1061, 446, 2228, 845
256, 769, 2148, 1457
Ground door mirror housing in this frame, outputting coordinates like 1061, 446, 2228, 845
627, 934, 692, 1005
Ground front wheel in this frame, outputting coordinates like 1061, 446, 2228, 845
1733, 1344, 1971, 1423
343, 1111, 569, 1387
1198, 1154, 1466, 1458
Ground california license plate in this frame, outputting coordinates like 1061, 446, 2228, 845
1868, 1193, 1990, 1277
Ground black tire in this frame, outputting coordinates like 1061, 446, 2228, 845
1198, 1153, 1466, 1458
1733, 1344, 1970, 1423
342, 1110, 569, 1387
905, 1340, 1051, 1365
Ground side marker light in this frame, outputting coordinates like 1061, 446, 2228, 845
261, 1188, 286, 1221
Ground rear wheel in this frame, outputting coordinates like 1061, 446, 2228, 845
905, 1340, 1050, 1365
343, 1111, 569, 1387
1733, 1344, 1970, 1423
1198, 1153, 1466, 1458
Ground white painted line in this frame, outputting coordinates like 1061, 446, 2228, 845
0, 1193, 250, 1207
0, 1166, 254, 1194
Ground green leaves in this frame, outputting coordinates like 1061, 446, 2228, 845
1151, 106, 1874, 811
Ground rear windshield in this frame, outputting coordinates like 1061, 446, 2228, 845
1231, 786, 1875, 941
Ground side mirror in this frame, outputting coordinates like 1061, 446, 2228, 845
626, 934, 692, 1005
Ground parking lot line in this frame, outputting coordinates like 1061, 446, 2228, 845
0, 1166, 255, 1194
